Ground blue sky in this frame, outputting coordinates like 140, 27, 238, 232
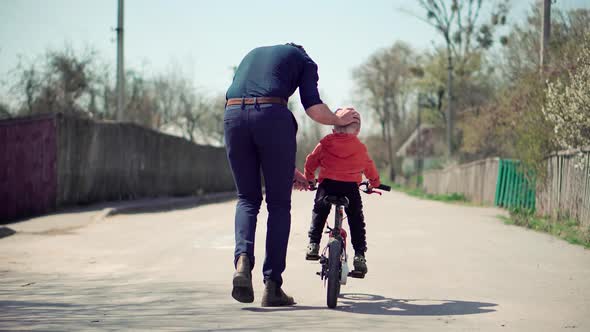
1, 0, 588, 109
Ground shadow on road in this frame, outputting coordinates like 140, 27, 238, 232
243, 293, 497, 316
108, 193, 236, 216
3, 193, 237, 228
1, 270, 499, 330
0, 275, 229, 330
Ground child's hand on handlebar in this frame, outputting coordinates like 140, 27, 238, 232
308, 179, 318, 191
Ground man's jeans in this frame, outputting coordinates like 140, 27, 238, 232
224, 102, 297, 287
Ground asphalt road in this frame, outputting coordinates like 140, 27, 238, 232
1, 190, 589, 331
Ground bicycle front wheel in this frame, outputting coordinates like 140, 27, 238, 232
326, 239, 342, 308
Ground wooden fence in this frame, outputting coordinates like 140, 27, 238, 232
423, 158, 500, 205
536, 148, 590, 228
422, 149, 590, 227
1, 113, 235, 222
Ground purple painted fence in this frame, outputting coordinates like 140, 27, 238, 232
0, 115, 58, 222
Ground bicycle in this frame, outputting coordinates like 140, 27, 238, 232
308, 180, 391, 308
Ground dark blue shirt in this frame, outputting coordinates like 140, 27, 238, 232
226, 44, 323, 110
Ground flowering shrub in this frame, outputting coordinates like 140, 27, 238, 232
543, 34, 590, 166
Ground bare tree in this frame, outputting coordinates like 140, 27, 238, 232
177, 89, 201, 143
6, 46, 229, 147
202, 93, 226, 146
152, 75, 181, 130
353, 41, 415, 180
11, 60, 41, 115
296, 111, 325, 169
124, 70, 166, 128
10, 47, 104, 118
171, 86, 223, 145
413, 0, 509, 155
499, 7, 590, 83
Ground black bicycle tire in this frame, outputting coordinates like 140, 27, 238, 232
326, 239, 342, 308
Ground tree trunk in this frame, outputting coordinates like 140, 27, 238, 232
385, 114, 395, 182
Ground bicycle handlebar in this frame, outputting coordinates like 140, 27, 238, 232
307, 180, 391, 194
358, 181, 391, 194
379, 184, 392, 191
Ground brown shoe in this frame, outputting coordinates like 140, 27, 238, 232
232, 254, 254, 303
261, 280, 295, 307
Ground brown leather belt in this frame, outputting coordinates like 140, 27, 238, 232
226, 97, 287, 106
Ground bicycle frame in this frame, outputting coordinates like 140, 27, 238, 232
308, 180, 391, 308
329, 204, 346, 242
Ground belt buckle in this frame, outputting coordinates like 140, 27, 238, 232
254, 97, 260, 110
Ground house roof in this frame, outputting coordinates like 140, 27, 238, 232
396, 124, 442, 157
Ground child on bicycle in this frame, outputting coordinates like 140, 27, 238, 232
304, 107, 380, 274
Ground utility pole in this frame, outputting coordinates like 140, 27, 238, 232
540, 0, 552, 71
116, 0, 125, 121
446, 45, 454, 157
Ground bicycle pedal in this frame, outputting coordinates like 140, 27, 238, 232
348, 270, 366, 279
306, 255, 320, 261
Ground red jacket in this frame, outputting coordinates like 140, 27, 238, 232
304, 133, 381, 187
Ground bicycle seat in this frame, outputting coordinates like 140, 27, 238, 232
323, 195, 349, 207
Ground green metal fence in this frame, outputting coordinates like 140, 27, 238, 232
494, 159, 536, 210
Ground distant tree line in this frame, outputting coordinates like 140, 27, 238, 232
2, 2, 588, 178
345, 2, 590, 180
1, 47, 225, 146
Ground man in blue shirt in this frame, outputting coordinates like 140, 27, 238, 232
225, 43, 358, 306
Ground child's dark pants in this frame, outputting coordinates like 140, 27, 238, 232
308, 179, 367, 254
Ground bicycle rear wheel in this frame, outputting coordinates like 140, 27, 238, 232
326, 239, 342, 308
